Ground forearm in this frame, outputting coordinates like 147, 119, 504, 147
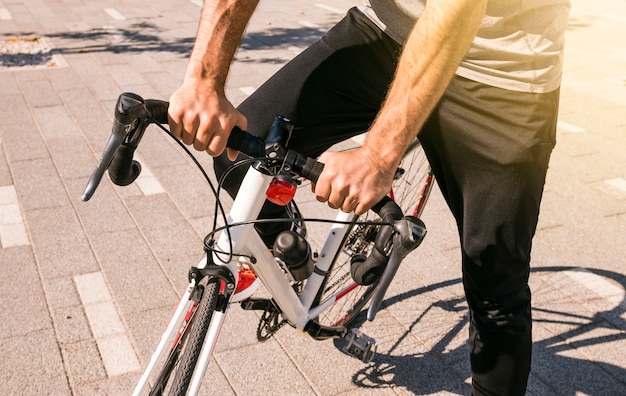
185, 0, 259, 92
363, 0, 487, 169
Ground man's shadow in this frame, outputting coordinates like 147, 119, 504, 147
335, 266, 626, 395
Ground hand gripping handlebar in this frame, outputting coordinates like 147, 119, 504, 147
81, 92, 324, 201
81, 92, 424, 322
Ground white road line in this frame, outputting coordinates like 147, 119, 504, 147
0, 185, 29, 248
0, 8, 12, 20
0, 204, 22, 226
134, 155, 165, 196
0, 223, 29, 248
315, 4, 345, 14
605, 178, 626, 193
104, 8, 126, 21
74, 272, 140, 377
557, 120, 585, 133
564, 269, 626, 320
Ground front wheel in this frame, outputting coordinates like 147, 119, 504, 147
167, 277, 221, 396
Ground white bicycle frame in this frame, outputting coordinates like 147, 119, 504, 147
134, 162, 356, 395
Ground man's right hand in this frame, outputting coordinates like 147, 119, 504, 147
168, 80, 247, 161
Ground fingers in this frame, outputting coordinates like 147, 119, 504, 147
184, 118, 201, 147
314, 172, 361, 214
315, 153, 354, 212
341, 196, 360, 214
314, 152, 384, 215
316, 184, 371, 214
226, 147, 240, 161
168, 93, 247, 158
167, 108, 184, 141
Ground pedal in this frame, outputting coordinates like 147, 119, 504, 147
240, 298, 274, 311
342, 328, 377, 363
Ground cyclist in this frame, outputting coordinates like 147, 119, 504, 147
168, 0, 570, 395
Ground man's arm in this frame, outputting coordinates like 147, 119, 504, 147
316, 0, 488, 214
168, 0, 259, 159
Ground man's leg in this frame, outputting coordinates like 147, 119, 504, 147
419, 76, 560, 395
215, 7, 401, 196
214, 8, 401, 244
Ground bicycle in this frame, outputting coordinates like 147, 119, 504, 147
82, 92, 434, 396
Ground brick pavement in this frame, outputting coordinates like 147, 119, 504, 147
0, 0, 625, 395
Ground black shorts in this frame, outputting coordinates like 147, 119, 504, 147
216, 9, 560, 394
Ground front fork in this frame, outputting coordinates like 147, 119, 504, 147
186, 167, 273, 395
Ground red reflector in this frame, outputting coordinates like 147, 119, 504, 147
235, 265, 257, 294
266, 177, 296, 206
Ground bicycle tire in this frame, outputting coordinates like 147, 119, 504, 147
389, 138, 434, 218
315, 138, 432, 328
168, 277, 221, 396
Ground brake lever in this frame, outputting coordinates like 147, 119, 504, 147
81, 93, 149, 201
366, 216, 427, 321
82, 119, 131, 201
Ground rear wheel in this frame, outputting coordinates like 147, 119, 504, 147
315, 139, 433, 328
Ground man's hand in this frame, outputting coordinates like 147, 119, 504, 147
168, 81, 246, 161
315, 147, 397, 215
167, 0, 259, 160
315, 0, 486, 216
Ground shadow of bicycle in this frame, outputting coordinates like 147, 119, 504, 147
336, 266, 626, 395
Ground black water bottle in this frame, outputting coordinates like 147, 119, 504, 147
272, 230, 315, 281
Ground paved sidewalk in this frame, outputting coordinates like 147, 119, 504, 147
1, 0, 625, 395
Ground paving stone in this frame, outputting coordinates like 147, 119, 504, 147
67, 178, 135, 235
0, 330, 70, 395
11, 157, 69, 210
215, 340, 317, 395
17, 78, 63, 107
60, 340, 107, 385
0, 93, 34, 128
57, 87, 105, 120
87, 226, 180, 314
0, 72, 19, 94
52, 305, 93, 344
0, 245, 51, 337
0, 121, 51, 163
43, 276, 82, 309
1, 0, 625, 394
25, 205, 99, 278
0, 152, 12, 188
31, 104, 81, 140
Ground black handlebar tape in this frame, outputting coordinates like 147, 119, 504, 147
284, 151, 324, 184
227, 127, 265, 158
301, 157, 324, 184
145, 99, 169, 124
108, 145, 142, 186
